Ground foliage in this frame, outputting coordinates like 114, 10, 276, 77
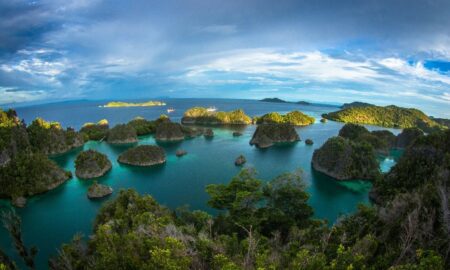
75, 150, 111, 178
118, 145, 166, 165
338, 123, 396, 153
80, 120, 109, 141
106, 124, 137, 143
254, 111, 315, 126
127, 117, 156, 136
182, 107, 252, 125
323, 105, 445, 133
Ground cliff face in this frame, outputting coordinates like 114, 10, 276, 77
75, 150, 112, 179
87, 182, 113, 199
338, 123, 396, 155
107, 124, 138, 144
118, 145, 166, 166
312, 136, 380, 180
250, 124, 300, 148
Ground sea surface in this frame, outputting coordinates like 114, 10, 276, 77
0, 98, 402, 268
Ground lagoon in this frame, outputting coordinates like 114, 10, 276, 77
0, 98, 401, 268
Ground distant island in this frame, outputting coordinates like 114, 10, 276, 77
259, 98, 313, 106
101, 100, 166, 108
322, 104, 445, 133
341, 101, 375, 109
254, 111, 315, 126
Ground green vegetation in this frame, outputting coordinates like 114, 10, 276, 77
323, 105, 444, 133
341, 101, 375, 109
260, 97, 288, 103
102, 100, 166, 107
338, 123, 396, 154
118, 145, 166, 166
431, 117, 450, 128
250, 124, 300, 148
127, 117, 156, 136
0, 152, 71, 200
47, 146, 449, 269
182, 107, 252, 125
312, 136, 380, 180
254, 111, 315, 126
106, 124, 138, 144
80, 119, 109, 141
75, 150, 112, 179
27, 118, 84, 154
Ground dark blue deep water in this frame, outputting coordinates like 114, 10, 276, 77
0, 98, 401, 268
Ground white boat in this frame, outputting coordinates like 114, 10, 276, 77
167, 108, 175, 113
206, 106, 217, 112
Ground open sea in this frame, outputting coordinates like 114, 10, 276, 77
0, 98, 402, 268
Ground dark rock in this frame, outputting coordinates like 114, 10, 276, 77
204, 128, 214, 138
118, 145, 166, 166
87, 182, 113, 199
75, 150, 112, 179
232, 131, 243, 137
12, 197, 27, 208
305, 139, 314, 145
250, 124, 300, 148
235, 155, 246, 166
176, 149, 187, 157
320, 118, 327, 123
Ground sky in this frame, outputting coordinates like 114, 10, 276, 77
1, 0, 450, 117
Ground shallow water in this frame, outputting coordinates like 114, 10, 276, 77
0, 98, 402, 268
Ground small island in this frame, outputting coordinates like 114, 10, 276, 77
87, 182, 113, 199
181, 107, 252, 125
341, 101, 375, 109
254, 111, 315, 126
322, 105, 444, 133
260, 97, 288, 103
155, 122, 186, 141
75, 150, 112, 179
107, 124, 138, 144
80, 119, 109, 141
250, 124, 300, 148
118, 145, 166, 166
312, 136, 380, 180
101, 100, 166, 108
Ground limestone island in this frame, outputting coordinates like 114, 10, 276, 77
80, 119, 109, 141
250, 124, 300, 148
0, 109, 74, 207
118, 145, 166, 166
155, 121, 202, 141
254, 111, 315, 126
107, 124, 138, 144
235, 155, 246, 166
312, 136, 380, 180
181, 107, 252, 125
101, 100, 166, 108
75, 150, 112, 179
87, 182, 113, 199
322, 104, 445, 133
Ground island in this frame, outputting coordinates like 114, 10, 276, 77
181, 107, 252, 125
87, 182, 113, 199
155, 122, 186, 141
250, 124, 300, 148
0, 109, 74, 207
107, 124, 138, 144
338, 123, 396, 155
395, 127, 424, 149
118, 145, 166, 166
234, 155, 246, 166
430, 117, 450, 128
101, 100, 166, 108
254, 111, 315, 126
260, 97, 288, 103
27, 118, 84, 155
341, 101, 375, 109
75, 150, 112, 179
312, 136, 380, 180
80, 119, 109, 141
322, 104, 444, 133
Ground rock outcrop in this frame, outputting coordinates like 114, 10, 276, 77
312, 136, 380, 180
250, 124, 300, 148
235, 155, 246, 166
176, 149, 187, 157
107, 124, 138, 144
305, 139, 314, 145
87, 182, 113, 199
204, 128, 214, 138
75, 150, 112, 179
118, 145, 166, 166
155, 122, 185, 141
232, 131, 243, 137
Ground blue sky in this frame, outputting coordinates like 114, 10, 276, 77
1, 0, 450, 117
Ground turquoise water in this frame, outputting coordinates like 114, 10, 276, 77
0, 99, 402, 268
